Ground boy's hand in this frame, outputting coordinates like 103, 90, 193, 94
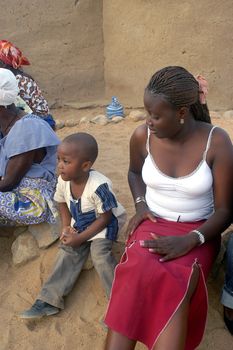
60, 226, 77, 240
60, 226, 81, 248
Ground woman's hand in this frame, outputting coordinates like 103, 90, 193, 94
140, 232, 198, 262
125, 202, 157, 239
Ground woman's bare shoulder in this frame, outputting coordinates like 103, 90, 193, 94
131, 123, 148, 142
209, 126, 233, 163
211, 126, 232, 147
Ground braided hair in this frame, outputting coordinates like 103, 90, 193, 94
146, 66, 211, 124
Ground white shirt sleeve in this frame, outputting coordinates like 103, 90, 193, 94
54, 176, 66, 203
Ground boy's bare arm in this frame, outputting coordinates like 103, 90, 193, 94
61, 210, 113, 247
59, 202, 72, 229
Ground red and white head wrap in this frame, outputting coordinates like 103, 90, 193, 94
0, 40, 30, 69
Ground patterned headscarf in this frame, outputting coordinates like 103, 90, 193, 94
0, 40, 30, 69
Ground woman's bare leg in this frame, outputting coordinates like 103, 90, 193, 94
105, 329, 136, 350
153, 264, 200, 350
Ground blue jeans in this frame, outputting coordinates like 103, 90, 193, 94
221, 233, 233, 308
38, 238, 117, 309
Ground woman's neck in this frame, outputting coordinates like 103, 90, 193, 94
0, 106, 25, 136
168, 117, 199, 144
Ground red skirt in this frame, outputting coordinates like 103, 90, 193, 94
105, 219, 220, 350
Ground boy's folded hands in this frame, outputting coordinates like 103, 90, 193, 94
60, 226, 81, 247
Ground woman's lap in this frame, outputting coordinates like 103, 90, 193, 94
0, 177, 58, 226
105, 219, 220, 350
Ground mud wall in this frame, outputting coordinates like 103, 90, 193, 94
103, 0, 233, 110
0, 0, 104, 106
0, 1, 232, 110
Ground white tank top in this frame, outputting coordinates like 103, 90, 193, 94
142, 127, 216, 222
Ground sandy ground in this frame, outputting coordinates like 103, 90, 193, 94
0, 108, 233, 350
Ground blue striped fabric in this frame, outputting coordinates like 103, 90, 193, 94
95, 183, 118, 212
106, 213, 119, 240
70, 199, 96, 232
69, 183, 119, 240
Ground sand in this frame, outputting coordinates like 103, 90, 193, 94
0, 108, 233, 350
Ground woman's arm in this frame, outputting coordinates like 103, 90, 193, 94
126, 124, 157, 236
128, 124, 148, 200
0, 150, 36, 192
188, 128, 233, 242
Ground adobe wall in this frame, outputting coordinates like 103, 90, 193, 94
103, 0, 233, 110
1, 1, 232, 110
0, 0, 104, 106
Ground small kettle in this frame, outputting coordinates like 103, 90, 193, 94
106, 96, 124, 119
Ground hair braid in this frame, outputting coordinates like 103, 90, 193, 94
146, 66, 211, 124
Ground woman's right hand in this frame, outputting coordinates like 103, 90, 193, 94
125, 203, 157, 239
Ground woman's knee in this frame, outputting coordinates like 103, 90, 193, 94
105, 329, 136, 350
185, 263, 200, 302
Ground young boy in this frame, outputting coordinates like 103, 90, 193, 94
20, 132, 126, 319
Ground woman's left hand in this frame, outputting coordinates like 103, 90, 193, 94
140, 233, 198, 262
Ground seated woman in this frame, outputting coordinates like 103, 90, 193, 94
0, 40, 55, 129
104, 66, 233, 350
0, 68, 60, 226
221, 233, 233, 335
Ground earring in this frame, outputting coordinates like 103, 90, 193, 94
180, 118, 184, 124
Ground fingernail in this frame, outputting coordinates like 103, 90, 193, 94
159, 258, 163, 262
139, 240, 144, 246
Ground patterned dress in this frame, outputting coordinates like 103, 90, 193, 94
16, 74, 49, 116
0, 114, 60, 226
16, 74, 55, 129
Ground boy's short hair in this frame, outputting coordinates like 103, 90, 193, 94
63, 132, 98, 163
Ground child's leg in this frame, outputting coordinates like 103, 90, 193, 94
90, 238, 117, 298
37, 242, 91, 309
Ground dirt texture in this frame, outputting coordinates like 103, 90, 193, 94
0, 108, 233, 350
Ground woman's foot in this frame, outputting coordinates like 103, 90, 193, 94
224, 306, 233, 335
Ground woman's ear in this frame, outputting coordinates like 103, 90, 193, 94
177, 106, 189, 121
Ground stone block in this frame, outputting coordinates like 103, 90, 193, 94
11, 232, 39, 266
111, 116, 124, 123
13, 226, 28, 237
79, 116, 89, 124
91, 115, 109, 126
28, 219, 61, 249
128, 110, 147, 122
64, 119, 78, 127
55, 119, 65, 129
